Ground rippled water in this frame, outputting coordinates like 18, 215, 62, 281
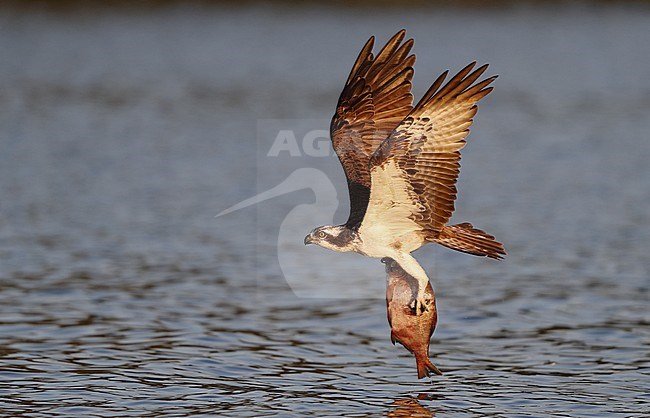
1, 3, 649, 416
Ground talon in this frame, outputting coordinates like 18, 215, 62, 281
409, 297, 429, 315
418, 297, 429, 314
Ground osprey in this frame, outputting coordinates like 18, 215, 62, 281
304, 30, 506, 313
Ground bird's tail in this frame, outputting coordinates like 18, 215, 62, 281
432, 223, 506, 260
416, 354, 443, 379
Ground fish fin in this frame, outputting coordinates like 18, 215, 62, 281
390, 332, 398, 345
416, 355, 443, 379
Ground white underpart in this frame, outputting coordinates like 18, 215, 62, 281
358, 160, 425, 257
357, 160, 431, 304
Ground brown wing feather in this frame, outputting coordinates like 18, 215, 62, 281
370, 62, 497, 233
331, 30, 415, 229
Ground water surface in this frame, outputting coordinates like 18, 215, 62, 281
0, 4, 649, 416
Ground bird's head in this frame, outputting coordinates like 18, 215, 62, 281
304, 225, 357, 252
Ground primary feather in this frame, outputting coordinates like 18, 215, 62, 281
330, 29, 416, 229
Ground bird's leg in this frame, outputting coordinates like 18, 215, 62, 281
392, 253, 431, 315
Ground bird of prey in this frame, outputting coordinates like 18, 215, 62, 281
304, 29, 505, 313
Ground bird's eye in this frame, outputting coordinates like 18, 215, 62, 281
318, 231, 326, 238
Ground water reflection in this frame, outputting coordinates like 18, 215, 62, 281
389, 397, 435, 417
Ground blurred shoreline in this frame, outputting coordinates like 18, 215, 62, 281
2, 0, 650, 12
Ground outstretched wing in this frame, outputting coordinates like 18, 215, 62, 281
367, 62, 497, 234
331, 29, 415, 229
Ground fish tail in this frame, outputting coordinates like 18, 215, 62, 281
432, 223, 506, 260
416, 355, 443, 379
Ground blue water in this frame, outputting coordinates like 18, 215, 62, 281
0, 3, 648, 416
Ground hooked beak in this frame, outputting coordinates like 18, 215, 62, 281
304, 234, 313, 245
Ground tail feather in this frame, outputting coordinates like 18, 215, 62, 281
416, 355, 443, 379
432, 222, 506, 259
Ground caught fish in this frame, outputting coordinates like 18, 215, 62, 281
383, 257, 443, 378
